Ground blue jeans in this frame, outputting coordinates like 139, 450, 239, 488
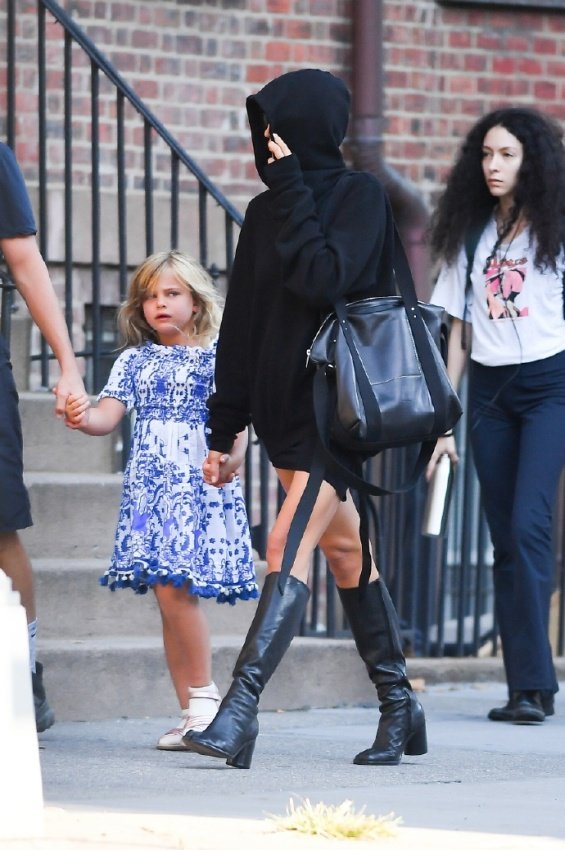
469, 350, 565, 695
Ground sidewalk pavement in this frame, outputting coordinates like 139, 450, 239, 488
5, 681, 565, 850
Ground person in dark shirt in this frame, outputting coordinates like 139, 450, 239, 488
183, 69, 427, 769
0, 141, 86, 731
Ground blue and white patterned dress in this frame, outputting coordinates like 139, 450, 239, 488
98, 340, 257, 604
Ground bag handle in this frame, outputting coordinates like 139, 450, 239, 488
332, 225, 448, 451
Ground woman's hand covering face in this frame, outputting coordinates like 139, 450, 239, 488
264, 125, 292, 164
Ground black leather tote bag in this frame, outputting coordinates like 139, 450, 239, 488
307, 226, 462, 494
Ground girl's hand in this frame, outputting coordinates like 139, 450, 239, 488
65, 393, 91, 429
267, 132, 292, 164
425, 435, 459, 482
52, 369, 86, 420
203, 450, 226, 487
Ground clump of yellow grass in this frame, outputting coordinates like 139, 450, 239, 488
269, 798, 402, 840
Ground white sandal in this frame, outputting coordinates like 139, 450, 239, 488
156, 682, 221, 750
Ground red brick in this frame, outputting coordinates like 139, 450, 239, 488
285, 19, 312, 39
266, 42, 291, 61
131, 29, 159, 50
504, 36, 529, 52
492, 57, 517, 75
246, 65, 273, 84
517, 58, 543, 75
534, 80, 557, 99
464, 54, 487, 73
266, 0, 290, 12
449, 31, 472, 49
476, 33, 504, 51
545, 15, 565, 33
534, 37, 558, 55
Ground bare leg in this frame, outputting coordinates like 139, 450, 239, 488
270, 469, 342, 583
274, 470, 378, 587
153, 584, 212, 709
318, 491, 379, 587
0, 531, 35, 622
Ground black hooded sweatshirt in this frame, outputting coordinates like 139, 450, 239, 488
207, 69, 395, 477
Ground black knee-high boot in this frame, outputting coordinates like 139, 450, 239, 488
338, 579, 427, 765
183, 572, 310, 768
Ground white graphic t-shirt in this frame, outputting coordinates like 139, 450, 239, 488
432, 216, 565, 366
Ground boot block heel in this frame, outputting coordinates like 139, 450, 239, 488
226, 739, 256, 769
404, 723, 427, 756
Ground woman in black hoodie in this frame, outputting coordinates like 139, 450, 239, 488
184, 69, 427, 768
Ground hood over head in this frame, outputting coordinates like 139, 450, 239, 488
246, 69, 350, 193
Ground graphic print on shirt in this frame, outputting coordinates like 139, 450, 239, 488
483, 255, 529, 320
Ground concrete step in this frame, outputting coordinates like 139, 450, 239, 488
21, 472, 122, 559
35, 638, 528, 722
34, 558, 265, 639
20, 391, 117, 473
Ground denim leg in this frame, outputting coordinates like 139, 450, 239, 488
469, 371, 521, 690
470, 355, 565, 694
506, 392, 565, 691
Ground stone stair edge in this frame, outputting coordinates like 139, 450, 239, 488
37, 635, 498, 677
24, 471, 122, 484
37, 635, 562, 682
32, 557, 268, 574
33, 558, 114, 571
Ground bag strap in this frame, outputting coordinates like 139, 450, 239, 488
276, 443, 326, 595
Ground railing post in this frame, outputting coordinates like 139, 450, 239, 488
90, 60, 101, 391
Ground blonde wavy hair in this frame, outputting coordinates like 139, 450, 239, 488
118, 250, 223, 348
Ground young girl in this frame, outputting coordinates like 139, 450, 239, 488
428, 107, 565, 724
65, 250, 258, 749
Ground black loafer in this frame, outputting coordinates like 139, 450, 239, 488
488, 698, 517, 722
488, 690, 548, 724
513, 691, 545, 724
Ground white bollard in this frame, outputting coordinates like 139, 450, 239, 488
0, 571, 44, 839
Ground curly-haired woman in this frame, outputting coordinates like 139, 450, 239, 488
428, 107, 565, 724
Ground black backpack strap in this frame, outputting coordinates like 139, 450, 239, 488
461, 224, 484, 350
464, 227, 482, 292
462, 218, 498, 349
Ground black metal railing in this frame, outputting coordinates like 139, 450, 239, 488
1, 0, 563, 657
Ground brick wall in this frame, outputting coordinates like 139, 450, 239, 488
1, 0, 564, 211
383, 1, 565, 208
0, 0, 352, 207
